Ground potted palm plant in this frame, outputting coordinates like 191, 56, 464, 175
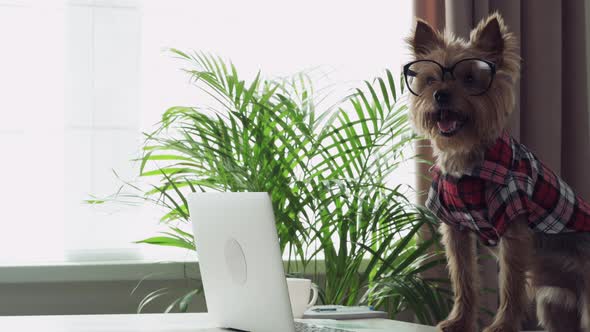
93, 49, 451, 324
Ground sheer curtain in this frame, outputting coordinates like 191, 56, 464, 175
0, 1, 66, 262
0, 0, 414, 264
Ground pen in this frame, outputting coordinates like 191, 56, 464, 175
311, 308, 338, 312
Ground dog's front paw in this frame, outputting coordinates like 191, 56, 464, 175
436, 317, 475, 332
482, 323, 519, 332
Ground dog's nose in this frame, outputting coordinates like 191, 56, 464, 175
434, 90, 451, 105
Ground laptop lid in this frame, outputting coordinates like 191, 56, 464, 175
188, 192, 295, 332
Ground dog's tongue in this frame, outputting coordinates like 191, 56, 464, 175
437, 119, 457, 132
437, 109, 457, 132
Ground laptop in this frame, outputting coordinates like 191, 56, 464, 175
188, 192, 353, 332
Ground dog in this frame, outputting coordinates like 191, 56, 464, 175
405, 13, 590, 332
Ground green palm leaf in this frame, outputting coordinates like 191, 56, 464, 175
95, 50, 450, 323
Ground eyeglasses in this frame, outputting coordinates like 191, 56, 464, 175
403, 58, 496, 97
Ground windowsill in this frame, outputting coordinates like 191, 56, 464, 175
0, 257, 331, 284
0, 259, 200, 284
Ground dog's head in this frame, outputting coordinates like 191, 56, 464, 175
405, 13, 520, 153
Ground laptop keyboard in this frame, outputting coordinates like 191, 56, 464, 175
294, 321, 352, 332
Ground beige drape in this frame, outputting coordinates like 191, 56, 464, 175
414, 0, 590, 327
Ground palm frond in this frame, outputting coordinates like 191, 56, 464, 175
94, 50, 449, 323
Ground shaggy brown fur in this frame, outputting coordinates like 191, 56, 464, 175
407, 13, 590, 332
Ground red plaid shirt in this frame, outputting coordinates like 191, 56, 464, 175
426, 131, 590, 246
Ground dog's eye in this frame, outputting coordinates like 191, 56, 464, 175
426, 77, 436, 85
464, 74, 474, 84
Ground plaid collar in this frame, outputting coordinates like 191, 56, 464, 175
430, 131, 513, 184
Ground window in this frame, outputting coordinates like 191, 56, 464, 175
0, 0, 412, 264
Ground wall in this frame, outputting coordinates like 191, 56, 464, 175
0, 262, 206, 315
0, 279, 205, 316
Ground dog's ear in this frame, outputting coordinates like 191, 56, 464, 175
471, 13, 507, 54
471, 12, 521, 79
407, 19, 444, 56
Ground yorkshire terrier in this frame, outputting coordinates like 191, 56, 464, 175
406, 13, 590, 332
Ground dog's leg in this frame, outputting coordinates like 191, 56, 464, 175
482, 219, 532, 332
535, 286, 581, 332
436, 223, 478, 332
530, 234, 588, 331
583, 272, 590, 332
581, 251, 590, 332
533, 268, 581, 332
582, 285, 590, 332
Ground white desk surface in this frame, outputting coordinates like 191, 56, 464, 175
0, 313, 435, 332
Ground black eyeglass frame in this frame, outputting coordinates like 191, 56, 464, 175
403, 58, 496, 97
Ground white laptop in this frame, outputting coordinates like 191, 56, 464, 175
188, 192, 353, 332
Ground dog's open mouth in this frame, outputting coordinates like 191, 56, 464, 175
435, 109, 466, 137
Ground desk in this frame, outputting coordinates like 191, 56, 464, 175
0, 313, 435, 331
0, 313, 546, 331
